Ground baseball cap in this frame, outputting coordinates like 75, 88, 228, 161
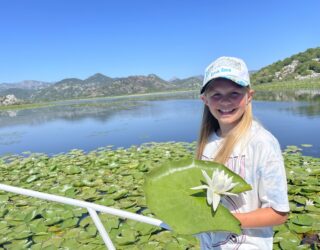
201, 56, 250, 94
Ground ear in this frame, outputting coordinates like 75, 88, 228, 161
246, 89, 254, 104
200, 94, 208, 105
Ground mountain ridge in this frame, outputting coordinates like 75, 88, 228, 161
1, 47, 320, 102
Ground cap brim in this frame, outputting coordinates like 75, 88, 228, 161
200, 76, 249, 94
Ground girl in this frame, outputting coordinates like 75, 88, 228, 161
196, 56, 289, 249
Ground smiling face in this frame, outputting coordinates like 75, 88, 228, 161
201, 78, 254, 136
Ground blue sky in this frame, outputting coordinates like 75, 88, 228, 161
1, 0, 319, 83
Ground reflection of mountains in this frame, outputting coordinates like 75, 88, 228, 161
283, 102, 320, 117
0, 91, 200, 128
255, 90, 320, 102
0, 101, 143, 128
254, 90, 320, 117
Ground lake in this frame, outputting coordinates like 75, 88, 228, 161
0, 92, 320, 157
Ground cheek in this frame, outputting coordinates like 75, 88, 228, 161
239, 97, 247, 106
234, 95, 248, 106
206, 99, 220, 108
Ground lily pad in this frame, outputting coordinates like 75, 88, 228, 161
144, 158, 252, 235
291, 214, 313, 226
288, 222, 312, 234
277, 231, 301, 249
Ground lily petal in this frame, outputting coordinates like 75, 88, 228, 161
222, 192, 238, 197
212, 192, 221, 211
224, 176, 233, 188
227, 182, 238, 190
207, 188, 213, 205
190, 185, 209, 190
201, 170, 212, 186
212, 169, 219, 184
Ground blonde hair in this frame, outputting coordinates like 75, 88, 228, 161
196, 87, 253, 164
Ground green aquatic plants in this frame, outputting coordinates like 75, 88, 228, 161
0, 142, 200, 249
0, 142, 319, 249
275, 145, 320, 250
143, 159, 251, 235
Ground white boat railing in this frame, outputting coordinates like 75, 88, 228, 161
0, 183, 170, 250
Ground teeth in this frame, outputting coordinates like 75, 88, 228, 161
220, 109, 233, 112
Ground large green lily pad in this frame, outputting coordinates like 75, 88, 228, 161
144, 158, 252, 235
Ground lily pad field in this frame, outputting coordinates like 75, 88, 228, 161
0, 142, 319, 249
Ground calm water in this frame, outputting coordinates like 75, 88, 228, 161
0, 92, 320, 157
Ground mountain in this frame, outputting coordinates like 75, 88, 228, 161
251, 47, 320, 84
0, 80, 52, 100
169, 76, 203, 89
0, 80, 51, 91
2, 47, 319, 102
84, 73, 113, 84
28, 73, 202, 102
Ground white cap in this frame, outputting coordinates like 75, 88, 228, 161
201, 56, 250, 94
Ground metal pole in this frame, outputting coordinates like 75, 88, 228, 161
0, 183, 170, 230
87, 207, 116, 250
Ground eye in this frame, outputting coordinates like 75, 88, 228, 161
230, 92, 242, 98
209, 93, 221, 100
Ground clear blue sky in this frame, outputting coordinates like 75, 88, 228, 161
1, 0, 319, 83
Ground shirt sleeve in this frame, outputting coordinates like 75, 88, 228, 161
257, 140, 290, 212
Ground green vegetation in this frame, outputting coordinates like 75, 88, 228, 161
0, 142, 319, 249
0, 102, 56, 111
252, 79, 320, 101
0, 90, 198, 111
251, 47, 320, 84
253, 79, 320, 91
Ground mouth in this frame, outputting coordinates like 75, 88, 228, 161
218, 108, 236, 115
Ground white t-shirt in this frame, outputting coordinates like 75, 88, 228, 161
197, 121, 290, 250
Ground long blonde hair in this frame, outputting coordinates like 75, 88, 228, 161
196, 88, 253, 164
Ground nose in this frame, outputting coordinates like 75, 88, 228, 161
219, 95, 232, 104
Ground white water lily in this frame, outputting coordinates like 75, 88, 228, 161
305, 199, 314, 206
191, 169, 238, 211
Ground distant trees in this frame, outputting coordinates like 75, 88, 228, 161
309, 61, 320, 73
251, 47, 320, 84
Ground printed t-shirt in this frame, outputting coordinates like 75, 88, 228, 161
197, 121, 290, 250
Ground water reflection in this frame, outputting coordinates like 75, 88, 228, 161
283, 102, 320, 117
0, 91, 199, 128
0, 101, 142, 127
0, 91, 319, 157
254, 90, 320, 102
0, 131, 25, 146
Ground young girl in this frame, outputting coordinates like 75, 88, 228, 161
196, 56, 289, 249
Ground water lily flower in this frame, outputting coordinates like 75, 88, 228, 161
305, 199, 314, 206
191, 169, 238, 211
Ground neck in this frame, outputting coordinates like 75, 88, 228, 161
219, 122, 238, 137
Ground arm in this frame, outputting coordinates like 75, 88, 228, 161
233, 207, 288, 228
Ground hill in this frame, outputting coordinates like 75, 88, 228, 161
0, 80, 51, 99
1, 47, 320, 102
0, 74, 203, 102
29, 73, 201, 102
251, 47, 320, 84
32, 74, 172, 101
